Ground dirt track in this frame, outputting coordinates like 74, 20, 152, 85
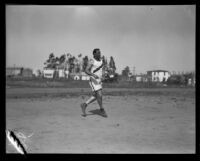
6, 87, 195, 153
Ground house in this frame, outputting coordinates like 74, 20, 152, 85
21, 68, 33, 77
43, 68, 55, 78
33, 69, 39, 77
135, 74, 147, 82
6, 67, 23, 77
65, 70, 69, 79
69, 72, 90, 81
147, 70, 171, 82
56, 63, 70, 78
69, 73, 80, 80
58, 69, 65, 78
74, 75, 80, 80
81, 72, 90, 81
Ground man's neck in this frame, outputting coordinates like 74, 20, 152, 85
94, 58, 101, 62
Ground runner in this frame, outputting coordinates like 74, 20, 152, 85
80, 48, 107, 117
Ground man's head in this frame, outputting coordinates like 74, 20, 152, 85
93, 48, 101, 61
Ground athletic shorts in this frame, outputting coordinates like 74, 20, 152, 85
89, 77, 102, 92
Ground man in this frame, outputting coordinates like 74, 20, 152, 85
80, 48, 107, 117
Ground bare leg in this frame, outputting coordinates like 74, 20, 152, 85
81, 93, 96, 116
96, 89, 107, 117
96, 90, 103, 110
85, 95, 96, 105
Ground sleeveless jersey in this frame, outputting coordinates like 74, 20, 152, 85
90, 59, 103, 79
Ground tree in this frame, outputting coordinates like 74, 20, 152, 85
105, 57, 108, 67
44, 53, 58, 69
122, 66, 130, 79
78, 53, 82, 58
77, 53, 83, 72
55, 56, 59, 66
64, 53, 71, 70
44, 53, 54, 68
109, 56, 116, 73
58, 54, 66, 65
82, 56, 89, 71
37, 69, 42, 77
102, 56, 106, 64
74, 57, 79, 73
68, 56, 75, 73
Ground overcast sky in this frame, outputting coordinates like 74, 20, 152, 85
6, 5, 195, 74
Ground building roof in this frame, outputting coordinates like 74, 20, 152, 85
135, 74, 146, 77
6, 67, 23, 70
22, 68, 33, 72
147, 70, 169, 73
43, 67, 55, 70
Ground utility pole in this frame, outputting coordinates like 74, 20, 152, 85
133, 66, 135, 76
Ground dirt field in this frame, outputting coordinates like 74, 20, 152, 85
6, 87, 195, 153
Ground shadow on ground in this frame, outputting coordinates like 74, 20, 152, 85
87, 109, 107, 118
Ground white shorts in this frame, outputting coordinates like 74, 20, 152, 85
89, 77, 102, 92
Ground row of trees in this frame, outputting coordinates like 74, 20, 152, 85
167, 72, 195, 85
43, 52, 116, 74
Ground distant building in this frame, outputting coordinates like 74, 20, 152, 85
43, 68, 55, 78
21, 68, 33, 77
58, 69, 65, 78
57, 64, 70, 78
69, 72, 90, 81
6, 67, 23, 77
135, 74, 147, 82
69, 73, 80, 80
81, 72, 90, 81
65, 70, 69, 79
33, 69, 39, 77
188, 78, 192, 86
147, 70, 171, 82
193, 78, 196, 86
74, 75, 80, 80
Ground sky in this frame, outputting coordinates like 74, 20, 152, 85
6, 5, 195, 74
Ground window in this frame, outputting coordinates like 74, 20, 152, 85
45, 74, 52, 76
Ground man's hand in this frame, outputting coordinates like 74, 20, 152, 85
101, 77, 105, 82
93, 74, 99, 79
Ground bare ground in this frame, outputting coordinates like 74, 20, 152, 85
6, 87, 195, 153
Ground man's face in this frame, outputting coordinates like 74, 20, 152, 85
94, 50, 101, 60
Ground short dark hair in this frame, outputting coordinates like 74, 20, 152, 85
93, 48, 100, 55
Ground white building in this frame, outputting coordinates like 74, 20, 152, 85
81, 72, 90, 81
74, 75, 80, 80
43, 68, 55, 78
65, 70, 69, 79
58, 69, 65, 78
147, 70, 170, 82
69, 72, 90, 81
33, 69, 39, 77
6, 67, 22, 77
135, 74, 147, 82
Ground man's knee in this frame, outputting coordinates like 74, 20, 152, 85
92, 91, 97, 97
96, 90, 102, 98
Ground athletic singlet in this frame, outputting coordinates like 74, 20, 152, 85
90, 59, 103, 79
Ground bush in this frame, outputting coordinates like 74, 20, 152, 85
167, 75, 187, 86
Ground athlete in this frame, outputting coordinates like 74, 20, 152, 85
80, 48, 107, 117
